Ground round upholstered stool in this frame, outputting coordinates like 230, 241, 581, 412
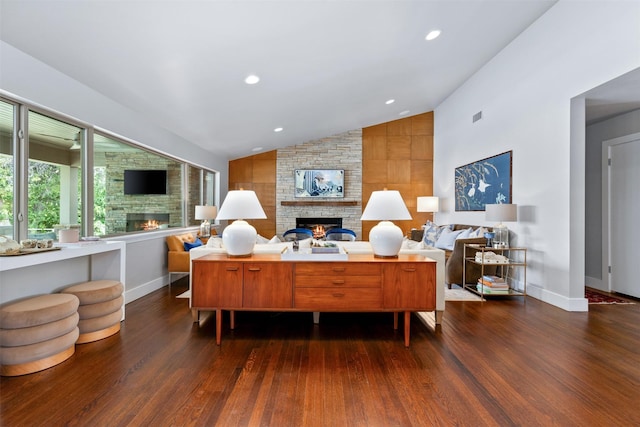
0, 294, 80, 376
60, 280, 124, 344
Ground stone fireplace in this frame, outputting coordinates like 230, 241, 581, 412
126, 213, 170, 232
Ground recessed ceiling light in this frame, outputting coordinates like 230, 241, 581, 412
252, 146, 263, 152
274, 127, 283, 132
244, 75, 260, 85
399, 110, 410, 116
425, 30, 441, 41
385, 99, 395, 105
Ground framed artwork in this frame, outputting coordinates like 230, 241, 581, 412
455, 151, 512, 211
294, 169, 344, 198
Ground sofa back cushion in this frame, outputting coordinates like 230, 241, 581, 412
166, 233, 196, 252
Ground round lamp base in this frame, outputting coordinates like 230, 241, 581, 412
368, 221, 404, 258
222, 220, 257, 256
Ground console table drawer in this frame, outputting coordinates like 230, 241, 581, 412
295, 275, 381, 288
295, 288, 382, 309
295, 263, 381, 276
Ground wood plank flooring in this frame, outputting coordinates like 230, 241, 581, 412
2, 281, 639, 426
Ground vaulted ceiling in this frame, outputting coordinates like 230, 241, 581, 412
5, 1, 633, 161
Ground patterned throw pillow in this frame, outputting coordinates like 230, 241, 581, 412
435, 228, 466, 251
422, 221, 451, 247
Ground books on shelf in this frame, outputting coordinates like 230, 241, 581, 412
476, 283, 510, 294
478, 275, 509, 289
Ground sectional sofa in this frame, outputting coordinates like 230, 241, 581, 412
187, 237, 446, 325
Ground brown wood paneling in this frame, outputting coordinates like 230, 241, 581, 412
387, 160, 411, 184
411, 112, 434, 136
362, 160, 388, 184
229, 157, 253, 183
387, 136, 411, 160
411, 135, 434, 160
364, 123, 387, 136
410, 160, 433, 182
253, 159, 276, 183
363, 135, 388, 160
386, 117, 412, 136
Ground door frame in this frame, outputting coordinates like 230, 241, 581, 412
601, 131, 640, 292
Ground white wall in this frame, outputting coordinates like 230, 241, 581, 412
434, 1, 640, 310
0, 40, 228, 300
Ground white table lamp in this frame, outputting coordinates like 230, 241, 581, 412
417, 196, 439, 223
361, 190, 412, 258
195, 205, 217, 238
485, 203, 517, 248
216, 190, 267, 257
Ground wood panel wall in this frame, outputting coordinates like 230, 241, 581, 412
227, 111, 434, 240
228, 150, 277, 238
362, 112, 434, 238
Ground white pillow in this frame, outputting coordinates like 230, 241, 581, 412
268, 235, 282, 244
402, 238, 424, 250
206, 236, 224, 248
457, 227, 473, 240
434, 228, 466, 251
255, 234, 270, 244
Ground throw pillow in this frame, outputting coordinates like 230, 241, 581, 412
470, 226, 487, 238
457, 227, 473, 240
206, 237, 224, 248
255, 234, 270, 244
422, 221, 452, 247
435, 228, 465, 251
184, 238, 203, 251
268, 235, 282, 244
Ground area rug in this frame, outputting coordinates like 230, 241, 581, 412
585, 289, 635, 305
176, 290, 190, 299
445, 287, 484, 301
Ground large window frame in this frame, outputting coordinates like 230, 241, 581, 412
0, 94, 218, 241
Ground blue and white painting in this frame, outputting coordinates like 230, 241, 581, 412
455, 151, 512, 211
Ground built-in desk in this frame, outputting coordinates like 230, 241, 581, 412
192, 253, 436, 346
0, 241, 126, 315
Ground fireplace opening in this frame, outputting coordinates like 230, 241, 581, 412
296, 217, 342, 239
126, 213, 170, 232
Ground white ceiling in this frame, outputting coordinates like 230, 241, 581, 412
5, 0, 632, 160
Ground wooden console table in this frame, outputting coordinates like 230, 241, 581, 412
191, 253, 436, 346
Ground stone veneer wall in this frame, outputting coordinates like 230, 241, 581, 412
104, 152, 183, 234
276, 130, 363, 238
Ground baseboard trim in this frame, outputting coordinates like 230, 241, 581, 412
125, 276, 167, 304
527, 284, 588, 312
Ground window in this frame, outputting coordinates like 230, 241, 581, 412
1, 94, 218, 241
0, 99, 16, 239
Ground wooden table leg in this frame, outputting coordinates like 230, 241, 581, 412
216, 309, 222, 345
393, 312, 398, 330
230, 310, 235, 329
404, 311, 411, 347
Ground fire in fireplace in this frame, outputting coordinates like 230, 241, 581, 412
296, 218, 342, 239
126, 213, 170, 232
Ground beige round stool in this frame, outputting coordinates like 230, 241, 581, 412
60, 280, 124, 344
1, 294, 80, 376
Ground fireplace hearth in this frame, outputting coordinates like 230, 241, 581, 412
126, 213, 170, 232
296, 217, 342, 238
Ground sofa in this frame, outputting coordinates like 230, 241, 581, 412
188, 238, 446, 325
417, 223, 495, 288
166, 231, 217, 282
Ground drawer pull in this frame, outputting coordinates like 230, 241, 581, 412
248, 267, 261, 272
403, 268, 417, 272
226, 267, 239, 271
332, 280, 345, 285
332, 293, 345, 298
332, 267, 346, 272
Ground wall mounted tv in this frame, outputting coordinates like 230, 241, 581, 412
124, 170, 167, 195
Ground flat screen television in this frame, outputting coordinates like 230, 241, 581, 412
294, 169, 344, 198
124, 169, 167, 195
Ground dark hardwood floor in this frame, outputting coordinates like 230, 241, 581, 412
2, 280, 639, 426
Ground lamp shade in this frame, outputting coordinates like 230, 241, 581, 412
417, 196, 439, 213
194, 205, 217, 220
485, 204, 517, 222
216, 190, 267, 220
361, 190, 412, 221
